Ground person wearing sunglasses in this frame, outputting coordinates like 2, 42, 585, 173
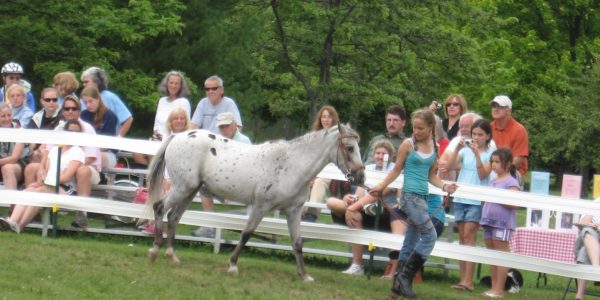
5, 83, 34, 128
429, 94, 468, 141
490, 95, 528, 188
0, 62, 36, 112
0, 119, 85, 234
27, 87, 63, 130
189, 75, 243, 238
191, 75, 242, 133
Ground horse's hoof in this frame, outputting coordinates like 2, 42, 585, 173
227, 265, 239, 274
303, 275, 315, 283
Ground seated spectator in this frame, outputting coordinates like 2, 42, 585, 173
6, 83, 34, 128
302, 105, 339, 222
574, 201, 600, 300
0, 120, 84, 233
0, 104, 28, 192
191, 75, 242, 132
53, 71, 79, 106
1, 62, 36, 111
81, 66, 133, 137
80, 86, 118, 170
132, 71, 191, 168
326, 140, 406, 276
191, 111, 251, 238
27, 88, 64, 163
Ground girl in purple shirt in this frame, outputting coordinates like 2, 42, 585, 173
480, 148, 520, 298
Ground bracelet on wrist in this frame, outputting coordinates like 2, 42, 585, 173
442, 183, 447, 192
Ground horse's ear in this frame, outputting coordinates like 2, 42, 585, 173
338, 123, 346, 135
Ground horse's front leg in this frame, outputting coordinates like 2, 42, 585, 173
228, 205, 268, 274
148, 200, 166, 262
286, 202, 314, 283
165, 202, 187, 264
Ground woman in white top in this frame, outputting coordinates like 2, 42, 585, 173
0, 120, 85, 233
574, 201, 600, 300
133, 71, 191, 167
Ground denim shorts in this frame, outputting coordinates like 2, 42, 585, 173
482, 225, 513, 242
453, 202, 482, 223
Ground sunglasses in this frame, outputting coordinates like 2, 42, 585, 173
204, 86, 220, 92
448, 102, 461, 107
490, 103, 505, 109
43, 98, 59, 103
63, 106, 79, 112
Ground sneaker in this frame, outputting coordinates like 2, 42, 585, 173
0, 217, 19, 233
341, 263, 364, 275
141, 224, 157, 235
0, 217, 20, 234
302, 213, 317, 223
71, 211, 88, 228
191, 227, 216, 238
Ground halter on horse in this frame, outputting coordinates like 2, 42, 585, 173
146, 124, 364, 282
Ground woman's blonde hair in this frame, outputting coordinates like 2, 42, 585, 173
166, 107, 191, 134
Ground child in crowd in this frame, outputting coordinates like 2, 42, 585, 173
369, 108, 458, 298
448, 118, 494, 292
480, 148, 520, 298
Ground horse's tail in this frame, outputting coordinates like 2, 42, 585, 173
146, 134, 175, 210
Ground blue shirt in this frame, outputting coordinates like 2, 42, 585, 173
80, 89, 132, 134
453, 147, 494, 205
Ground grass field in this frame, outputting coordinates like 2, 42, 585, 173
0, 226, 589, 300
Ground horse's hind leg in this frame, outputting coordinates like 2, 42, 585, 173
285, 203, 314, 283
165, 202, 188, 264
148, 200, 166, 262
228, 205, 268, 274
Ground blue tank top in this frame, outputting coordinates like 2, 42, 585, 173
403, 140, 436, 195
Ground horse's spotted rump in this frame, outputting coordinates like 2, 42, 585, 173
187, 131, 198, 138
208, 133, 216, 140
210, 148, 217, 156
223, 139, 229, 143
265, 184, 272, 192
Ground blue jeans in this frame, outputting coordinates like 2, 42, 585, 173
397, 192, 437, 260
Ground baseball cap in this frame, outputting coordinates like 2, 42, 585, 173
490, 95, 512, 109
216, 112, 235, 127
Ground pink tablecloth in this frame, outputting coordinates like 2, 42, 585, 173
510, 227, 577, 263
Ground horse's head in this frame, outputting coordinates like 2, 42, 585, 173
333, 123, 365, 185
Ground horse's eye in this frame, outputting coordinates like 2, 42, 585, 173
346, 146, 354, 153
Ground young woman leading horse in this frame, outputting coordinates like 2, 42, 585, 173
146, 124, 365, 282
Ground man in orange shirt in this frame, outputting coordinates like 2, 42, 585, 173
490, 95, 529, 181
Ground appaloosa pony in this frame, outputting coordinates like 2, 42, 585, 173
146, 124, 364, 282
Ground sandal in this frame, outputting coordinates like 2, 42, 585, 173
483, 291, 503, 298
451, 284, 474, 292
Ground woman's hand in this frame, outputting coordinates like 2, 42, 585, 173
444, 183, 459, 194
345, 209, 362, 228
343, 194, 356, 206
369, 183, 385, 196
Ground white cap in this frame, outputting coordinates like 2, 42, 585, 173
490, 95, 512, 109
216, 112, 235, 127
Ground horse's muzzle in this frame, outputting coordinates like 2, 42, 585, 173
346, 169, 365, 186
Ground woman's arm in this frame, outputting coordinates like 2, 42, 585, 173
0, 143, 24, 165
429, 159, 458, 194
474, 150, 492, 180
59, 160, 82, 184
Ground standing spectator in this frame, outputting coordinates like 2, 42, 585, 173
0, 120, 85, 233
490, 95, 529, 183
480, 148, 520, 298
437, 112, 485, 181
6, 84, 33, 128
189, 75, 243, 238
53, 71, 79, 106
81, 66, 133, 137
429, 94, 468, 141
191, 111, 251, 238
133, 71, 191, 168
0, 104, 27, 193
191, 75, 242, 133
363, 105, 406, 165
0, 62, 36, 111
80, 86, 118, 170
369, 108, 458, 299
303, 105, 339, 222
447, 118, 494, 292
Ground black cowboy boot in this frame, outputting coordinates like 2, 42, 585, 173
391, 252, 426, 298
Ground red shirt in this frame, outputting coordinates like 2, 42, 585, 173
491, 118, 529, 177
